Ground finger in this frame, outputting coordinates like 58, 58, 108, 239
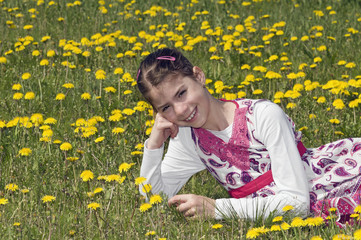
184, 207, 196, 217
169, 124, 179, 138
168, 195, 185, 206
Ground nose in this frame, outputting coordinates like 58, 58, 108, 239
174, 102, 187, 117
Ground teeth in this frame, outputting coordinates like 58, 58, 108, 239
186, 109, 196, 121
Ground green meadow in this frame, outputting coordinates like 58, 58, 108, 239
2, 0, 361, 239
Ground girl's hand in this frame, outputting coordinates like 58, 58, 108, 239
168, 194, 215, 218
146, 113, 179, 149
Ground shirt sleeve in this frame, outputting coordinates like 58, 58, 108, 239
215, 101, 310, 219
139, 127, 206, 198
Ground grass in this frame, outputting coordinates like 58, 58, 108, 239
1, 0, 361, 239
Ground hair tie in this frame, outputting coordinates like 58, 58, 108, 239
136, 69, 141, 82
156, 56, 176, 61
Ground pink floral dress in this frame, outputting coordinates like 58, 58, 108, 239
191, 99, 361, 223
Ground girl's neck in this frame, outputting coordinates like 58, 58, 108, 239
202, 96, 236, 131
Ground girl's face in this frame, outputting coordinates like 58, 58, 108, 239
148, 67, 211, 128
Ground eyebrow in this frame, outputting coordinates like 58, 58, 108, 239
156, 84, 185, 111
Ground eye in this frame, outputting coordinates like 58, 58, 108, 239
179, 90, 186, 97
162, 105, 169, 112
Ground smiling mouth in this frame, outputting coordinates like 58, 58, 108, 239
185, 108, 196, 122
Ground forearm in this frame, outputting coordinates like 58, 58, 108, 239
215, 192, 309, 220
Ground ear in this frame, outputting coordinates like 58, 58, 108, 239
193, 66, 206, 86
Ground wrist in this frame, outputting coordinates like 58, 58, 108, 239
146, 139, 163, 149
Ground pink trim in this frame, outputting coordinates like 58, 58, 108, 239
228, 141, 307, 198
219, 98, 239, 108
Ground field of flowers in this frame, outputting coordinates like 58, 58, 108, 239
2, 0, 361, 239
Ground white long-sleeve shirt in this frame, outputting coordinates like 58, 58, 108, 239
140, 100, 310, 219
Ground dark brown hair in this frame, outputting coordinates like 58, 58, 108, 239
136, 48, 195, 103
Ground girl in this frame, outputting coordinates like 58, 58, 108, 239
136, 48, 361, 224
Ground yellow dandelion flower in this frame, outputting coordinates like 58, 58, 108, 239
150, 194, 163, 205
119, 162, 135, 173
81, 92, 91, 100
281, 222, 291, 230
104, 87, 116, 93
42, 195, 56, 203
317, 96, 326, 103
66, 157, 79, 162
21, 72, 31, 80
212, 223, 223, 229
80, 170, 94, 182
333, 234, 352, 240
329, 119, 340, 124
0, 56, 7, 63
87, 202, 100, 210
21, 189, 29, 193
290, 217, 306, 227
114, 67, 124, 75
314, 57, 322, 63
105, 174, 121, 182
354, 229, 361, 240
112, 127, 125, 135
13, 92, 23, 100
13, 222, 21, 226
55, 93, 66, 100
272, 216, 283, 222
135, 177, 146, 185
12, 83, 22, 90
145, 231, 156, 236
40, 59, 49, 66
0, 198, 9, 205
282, 205, 294, 212
124, 90, 132, 95
62, 83, 74, 89
93, 187, 103, 194
354, 205, 361, 213
60, 142, 72, 151
139, 203, 152, 212
44, 118, 57, 125
286, 103, 296, 109
346, 62, 356, 68
94, 137, 105, 143
24, 92, 35, 100
142, 184, 152, 193
270, 225, 281, 231
5, 183, 19, 192
252, 89, 263, 95
23, 25, 33, 30
305, 216, 324, 226
333, 99, 345, 109
246, 228, 260, 238
18, 148, 32, 156
95, 69, 106, 80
